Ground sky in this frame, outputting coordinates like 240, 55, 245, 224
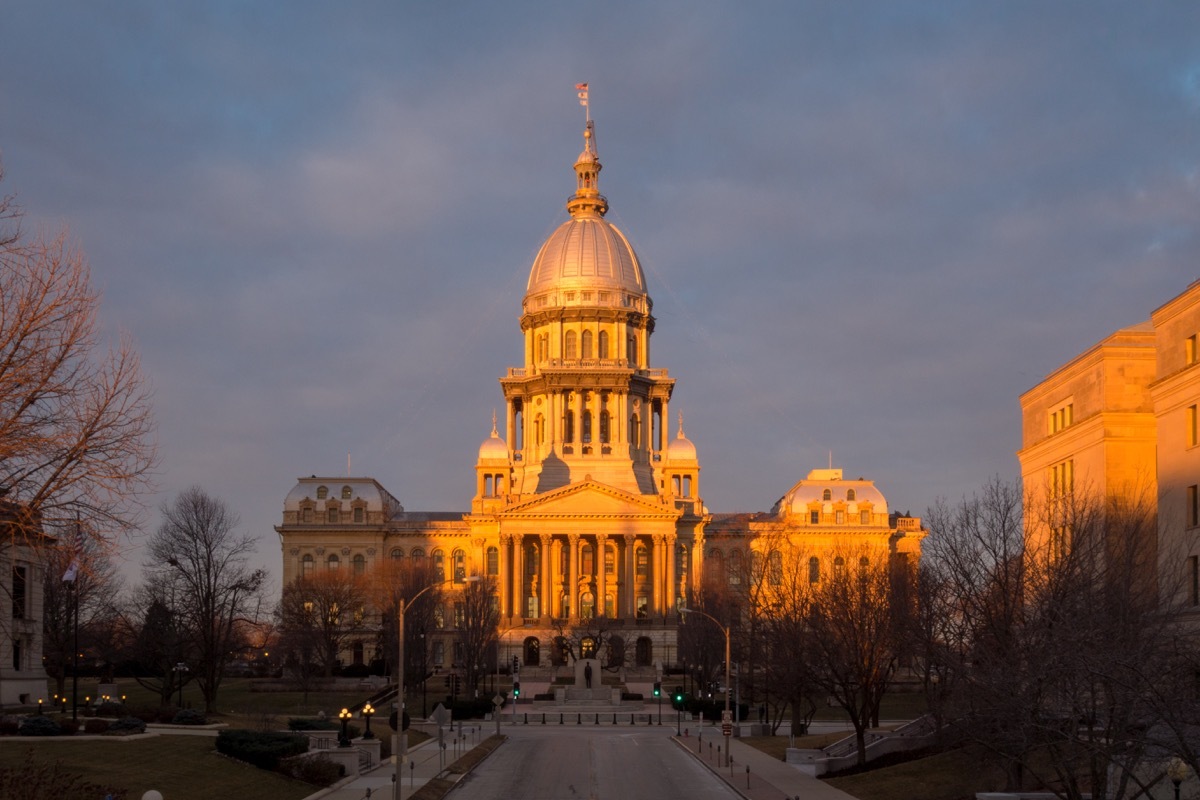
2, 2, 1199, 588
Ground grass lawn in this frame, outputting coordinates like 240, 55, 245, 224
824, 744, 1007, 800
0, 735, 314, 800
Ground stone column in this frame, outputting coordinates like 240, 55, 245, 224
540, 535, 552, 621
665, 534, 677, 614
567, 534, 579, 622
623, 534, 636, 617
499, 534, 511, 619
690, 534, 704, 603
597, 534, 608, 617
513, 535, 525, 620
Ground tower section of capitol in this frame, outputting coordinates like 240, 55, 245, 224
276, 109, 926, 681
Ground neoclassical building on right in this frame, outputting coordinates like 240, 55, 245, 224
1018, 280, 1200, 613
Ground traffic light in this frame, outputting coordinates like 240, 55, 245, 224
652, 682, 661, 697
512, 681, 520, 697
673, 687, 684, 703
513, 655, 520, 673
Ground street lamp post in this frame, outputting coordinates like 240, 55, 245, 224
1170, 757, 1190, 800
174, 662, 189, 708
681, 607, 730, 767
338, 708, 352, 747
362, 702, 375, 740
395, 575, 480, 800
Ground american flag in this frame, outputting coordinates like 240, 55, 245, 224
576, 82, 588, 107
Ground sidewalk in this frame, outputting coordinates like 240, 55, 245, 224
306, 736, 452, 800
675, 730, 859, 800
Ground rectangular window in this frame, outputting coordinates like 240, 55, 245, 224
1190, 555, 1199, 606
12, 637, 21, 671
1050, 459, 1075, 498
1048, 402, 1075, 435
1189, 485, 1199, 528
11, 566, 26, 619
327, 508, 338, 524
432, 641, 444, 667
486, 548, 499, 576
810, 510, 819, 525
860, 510, 870, 525
1190, 405, 1198, 448
835, 510, 845, 524
1188, 334, 1198, 366
353, 507, 364, 523
454, 602, 465, 628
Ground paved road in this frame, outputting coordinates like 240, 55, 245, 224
448, 726, 739, 800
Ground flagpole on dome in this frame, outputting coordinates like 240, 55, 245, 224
576, 82, 590, 124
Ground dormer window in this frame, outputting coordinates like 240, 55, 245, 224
822, 489, 832, 501
316, 485, 328, 500
846, 489, 856, 501
341, 485, 352, 499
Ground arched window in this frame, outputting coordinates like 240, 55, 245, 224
676, 542, 687, 582
452, 549, 466, 583
524, 637, 541, 667
808, 556, 820, 584
728, 550, 744, 586
605, 544, 616, 575
301, 554, 314, 578
432, 549, 445, 581
846, 488, 856, 501
352, 554, 365, 575
705, 549, 725, 583
564, 330, 578, 360
635, 637, 653, 667
768, 550, 782, 586
859, 556, 870, 570
581, 330, 593, 359
342, 485, 353, 500
535, 414, 545, 446
631, 414, 641, 448
327, 554, 340, 570
834, 556, 846, 577
411, 548, 425, 564
581, 592, 595, 620
607, 635, 624, 667
599, 410, 610, 443
317, 485, 328, 500
486, 546, 499, 576
822, 489, 832, 501
598, 330, 609, 359
564, 410, 575, 443
751, 551, 764, 583
582, 410, 592, 443
391, 548, 404, 560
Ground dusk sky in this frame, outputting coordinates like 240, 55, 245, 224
2, 3, 1198, 587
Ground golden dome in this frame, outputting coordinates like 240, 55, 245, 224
523, 119, 649, 308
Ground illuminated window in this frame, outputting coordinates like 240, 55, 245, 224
1049, 402, 1075, 435
452, 549, 465, 583
432, 549, 445, 581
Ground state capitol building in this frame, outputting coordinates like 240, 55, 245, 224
276, 111, 926, 677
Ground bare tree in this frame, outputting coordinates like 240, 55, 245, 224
145, 488, 265, 712
368, 557, 441, 695
805, 545, 907, 767
455, 577, 499, 693
41, 535, 120, 695
0, 163, 156, 547
277, 569, 370, 677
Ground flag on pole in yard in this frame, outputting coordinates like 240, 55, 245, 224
62, 560, 79, 583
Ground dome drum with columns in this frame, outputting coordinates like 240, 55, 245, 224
276, 109, 926, 679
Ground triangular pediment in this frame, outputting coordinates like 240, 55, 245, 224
499, 479, 680, 521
